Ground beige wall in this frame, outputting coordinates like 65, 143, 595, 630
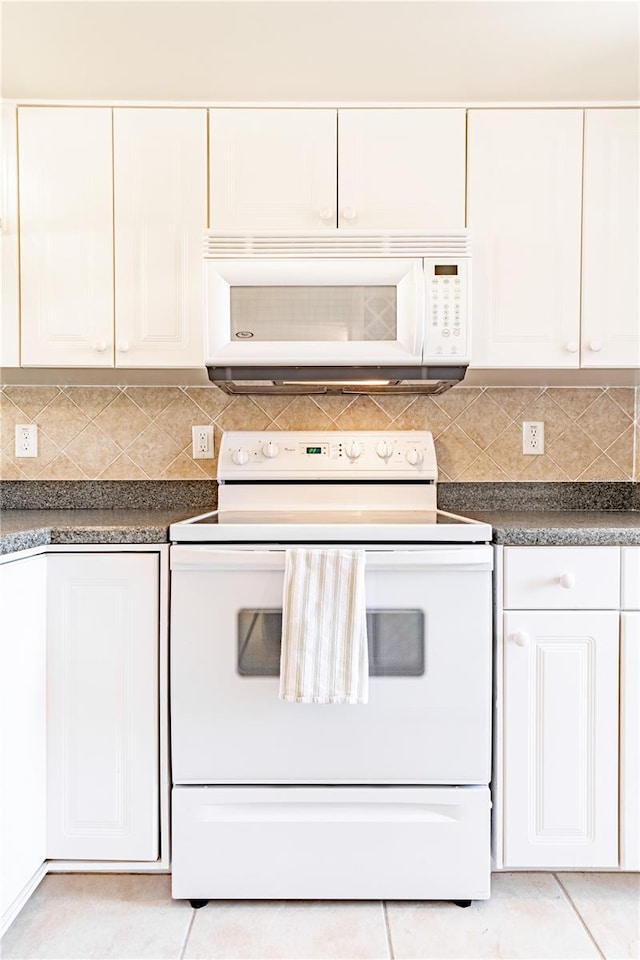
2, 1, 639, 103
2, 384, 638, 482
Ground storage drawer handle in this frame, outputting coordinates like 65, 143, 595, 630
558, 572, 576, 589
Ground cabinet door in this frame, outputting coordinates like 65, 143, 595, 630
114, 109, 207, 367
19, 107, 114, 366
468, 110, 583, 368
1, 103, 19, 367
210, 109, 337, 229
621, 612, 640, 869
0, 556, 46, 922
47, 554, 159, 861
338, 109, 465, 229
503, 610, 619, 867
581, 109, 640, 368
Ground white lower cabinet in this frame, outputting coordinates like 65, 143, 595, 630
0, 555, 47, 931
46, 553, 159, 861
620, 547, 640, 868
503, 610, 619, 867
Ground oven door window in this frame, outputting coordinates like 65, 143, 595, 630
237, 609, 424, 677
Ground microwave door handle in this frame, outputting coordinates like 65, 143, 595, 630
414, 261, 426, 360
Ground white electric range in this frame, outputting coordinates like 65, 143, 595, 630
169, 431, 493, 907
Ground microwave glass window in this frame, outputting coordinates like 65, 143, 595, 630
230, 287, 397, 342
237, 609, 424, 677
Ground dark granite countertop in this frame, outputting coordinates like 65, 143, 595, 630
465, 510, 640, 546
0, 508, 196, 556
1, 506, 639, 555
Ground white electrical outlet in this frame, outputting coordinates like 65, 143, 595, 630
192, 425, 214, 459
523, 421, 544, 455
15, 424, 38, 458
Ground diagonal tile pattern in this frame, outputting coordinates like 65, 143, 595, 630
0, 385, 638, 481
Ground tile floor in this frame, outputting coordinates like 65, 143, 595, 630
1, 872, 638, 960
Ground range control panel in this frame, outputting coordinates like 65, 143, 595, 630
218, 431, 437, 480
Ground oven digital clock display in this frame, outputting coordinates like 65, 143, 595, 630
306, 446, 322, 454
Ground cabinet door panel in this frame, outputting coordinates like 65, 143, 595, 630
621, 612, 640, 868
19, 107, 114, 366
581, 109, 640, 368
210, 109, 337, 229
0, 556, 46, 922
114, 109, 207, 367
47, 554, 159, 861
503, 610, 618, 867
468, 110, 583, 368
338, 109, 465, 229
1, 103, 19, 367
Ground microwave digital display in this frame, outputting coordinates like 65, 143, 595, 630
434, 265, 458, 276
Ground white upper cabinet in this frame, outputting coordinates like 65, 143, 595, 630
1, 103, 19, 368
581, 109, 640, 368
210, 108, 465, 230
210, 109, 337, 230
19, 107, 114, 367
467, 110, 583, 368
337, 109, 465, 229
113, 108, 207, 368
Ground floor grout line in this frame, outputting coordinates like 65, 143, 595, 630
178, 907, 197, 960
553, 873, 606, 960
382, 901, 395, 960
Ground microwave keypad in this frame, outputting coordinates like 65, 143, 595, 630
429, 277, 465, 357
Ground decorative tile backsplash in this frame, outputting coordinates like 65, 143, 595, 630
1, 385, 638, 482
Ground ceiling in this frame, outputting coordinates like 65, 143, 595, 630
1, 1, 639, 102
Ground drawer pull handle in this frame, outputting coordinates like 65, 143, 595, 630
510, 631, 529, 647
558, 573, 576, 589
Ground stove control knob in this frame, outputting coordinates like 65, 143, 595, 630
406, 447, 423, 467
261, 441, 280, 459
376, 440, 394, 460
231, 448, 250, 466
344, 441, 362, 460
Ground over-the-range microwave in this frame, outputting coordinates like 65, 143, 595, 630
204, 230, 471, 395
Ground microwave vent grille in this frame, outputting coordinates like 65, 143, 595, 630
204, 231, 470, 260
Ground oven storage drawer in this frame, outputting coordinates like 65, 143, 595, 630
171, 785, 490, 901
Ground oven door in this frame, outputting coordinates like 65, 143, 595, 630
170, 544, 492, 785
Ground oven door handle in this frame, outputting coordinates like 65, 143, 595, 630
171, 546, 493, 571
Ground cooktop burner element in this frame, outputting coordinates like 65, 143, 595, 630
169, 431, 492, 544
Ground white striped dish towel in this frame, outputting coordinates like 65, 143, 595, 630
279, 549, 368, 704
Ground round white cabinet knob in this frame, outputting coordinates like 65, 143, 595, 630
231, 448, 250, 466
510, 631, 529, 647
94, 339, 108, 353
319, 208, 334, 222
341, 207, 357, 222
406, 448, 423, 466
344, 441, 362, 460
558, 572, 576, 589
565, 341, 579, 354
262, 441, 279, 459
589, 340, 602, 352
376, 440, 394, 460
116, 340, 130, 353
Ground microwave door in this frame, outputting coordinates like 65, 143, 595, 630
205, 258, 425, 367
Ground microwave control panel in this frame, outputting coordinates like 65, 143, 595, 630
423, 259, 469, 362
